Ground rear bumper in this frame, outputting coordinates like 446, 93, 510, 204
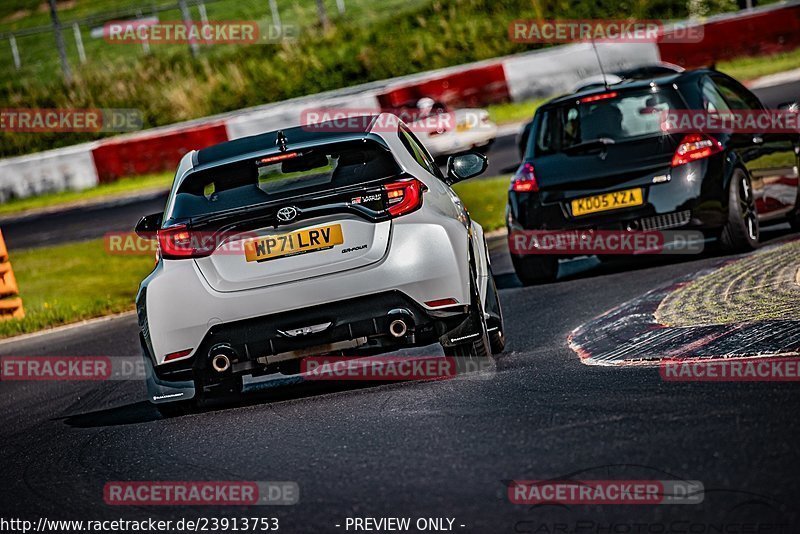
508, 158, 728, 235
143, 290, 471, 386
139, 219, 473, 366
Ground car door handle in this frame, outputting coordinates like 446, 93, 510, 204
752, 136, 764, 144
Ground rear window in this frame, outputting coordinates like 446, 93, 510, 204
531, 89, 681, 156
169, 140, 400, 219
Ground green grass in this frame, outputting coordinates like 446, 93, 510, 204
0, 238, 156, 338
453, 175, 509, 231
655, 240, 800, 327
486, 99, 544, 125
0, 172, 172, 217
717, 48, 800, 82
0, 175, 508, 338
0, 0, 434, 79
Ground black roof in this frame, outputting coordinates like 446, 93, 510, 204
544, 69, 709, 108
196, 115, 379, 165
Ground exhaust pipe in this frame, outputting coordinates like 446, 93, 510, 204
211, 354, 231, 373
389, 319, 408, 338
208, 343, 236, 373
386, 308, 414, 339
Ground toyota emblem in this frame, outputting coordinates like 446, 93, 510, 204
277, 206, 298, 222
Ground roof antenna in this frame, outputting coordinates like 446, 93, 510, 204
276, 130, 288, 152
590, 38, 610, 91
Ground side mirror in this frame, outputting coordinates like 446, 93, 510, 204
135, 212, 163, 239
446, 151, 488, 184
777, 101, 799, 112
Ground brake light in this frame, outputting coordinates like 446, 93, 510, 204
256, 152, 298, 165
511, 162, 538, 192
579, 91, 618, 104
384, 179, 425, 217
157, 224, 215, 259
671, 134, 723, 167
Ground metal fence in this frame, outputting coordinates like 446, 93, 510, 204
0, 0, 346, 81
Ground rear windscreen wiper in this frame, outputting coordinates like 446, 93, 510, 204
563, 137, 616, 153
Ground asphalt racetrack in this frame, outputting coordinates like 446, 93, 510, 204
1, 81, 799, 532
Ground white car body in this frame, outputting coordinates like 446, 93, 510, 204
411, 108, 497, 158
136, 114, 503, 408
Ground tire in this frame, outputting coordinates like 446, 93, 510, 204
790, 212, 800, 232
443, 265, 491, 361
155, 400, 194, 418
485, 272, 506, 355
195, 375, 243, 408
720, 169, 759, 253
788, 182, 800, 232
596, 254, 622, 263
511, 254, 558, 285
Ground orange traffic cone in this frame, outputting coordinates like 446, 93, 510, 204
0, 229, 24, 320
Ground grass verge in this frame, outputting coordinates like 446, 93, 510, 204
0, 239, 155, 339
0, 172, 172, 218
717, 48, 800, 82
0, 175, 509, 338
453, 175, 508, 231
654, 240, 800, 327
486, 99, 544, 125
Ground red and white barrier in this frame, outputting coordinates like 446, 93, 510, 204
225, 92, 381, 140
1, 1, 798, 201
657, 2, 800, 68
91, 122, 228, 183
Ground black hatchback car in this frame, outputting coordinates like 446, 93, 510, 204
507, 68, 800, 284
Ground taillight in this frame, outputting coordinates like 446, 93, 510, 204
164, 348, 193, 362
579, 91, 618, 104
384, 179, 425, 217
671, 134, 723, 167
157, 224, 215, 260
511, 162, 538, 192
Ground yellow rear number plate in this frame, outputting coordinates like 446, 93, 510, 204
571, 188, 644, 217
244, 224, 344, 262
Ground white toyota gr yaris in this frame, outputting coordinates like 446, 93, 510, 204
135, 114, 505, 414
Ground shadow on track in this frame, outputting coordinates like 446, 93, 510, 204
495, 224, 795, 290
59, 379, 434, 428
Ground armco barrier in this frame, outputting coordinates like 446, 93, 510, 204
91, 122, 229, 183
658, 2, 800, 68
0, 230, 24, 321
0, 143, 99, 203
